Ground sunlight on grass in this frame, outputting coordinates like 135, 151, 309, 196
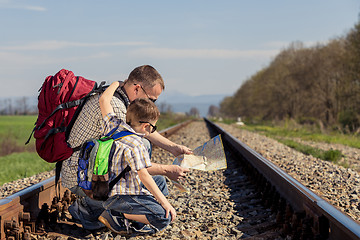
278, 139, 342, 163
241, 124, 360, 149
0, 152, 55, 186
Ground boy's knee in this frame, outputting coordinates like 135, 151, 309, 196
148, 213, 171, 232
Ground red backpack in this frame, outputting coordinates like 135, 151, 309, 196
26, 69, 104, 163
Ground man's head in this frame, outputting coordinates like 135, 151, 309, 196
124, 65, 165, 102
126, 98, 160, 136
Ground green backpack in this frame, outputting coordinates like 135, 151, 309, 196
77, 130, 133, 200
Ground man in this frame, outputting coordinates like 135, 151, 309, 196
62, 65, 191, 230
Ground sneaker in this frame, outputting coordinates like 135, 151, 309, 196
130, 221, 154, 234
98, 210, 129, 234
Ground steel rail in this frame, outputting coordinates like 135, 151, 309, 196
0, 119, 193, 240
205, 118, 360, 240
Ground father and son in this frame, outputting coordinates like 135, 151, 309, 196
61, 65, 192, 234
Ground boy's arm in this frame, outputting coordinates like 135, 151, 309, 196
137, 168, 177, 222
99, 81, 120, 118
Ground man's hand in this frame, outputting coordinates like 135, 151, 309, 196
170, 144, 193, 157
164, 164, 190, 181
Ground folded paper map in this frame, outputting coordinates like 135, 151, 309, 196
172, 134, 227, 192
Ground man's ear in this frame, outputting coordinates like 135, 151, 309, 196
133, 84, 141, 96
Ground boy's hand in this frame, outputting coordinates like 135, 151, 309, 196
162, 202, 177, 222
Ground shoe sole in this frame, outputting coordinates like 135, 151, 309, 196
98, 215, 129, 235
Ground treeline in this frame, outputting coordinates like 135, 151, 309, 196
220, 20, 360, 132
0, 97, 37, 115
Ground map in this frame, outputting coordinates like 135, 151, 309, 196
172, 134, 227, 192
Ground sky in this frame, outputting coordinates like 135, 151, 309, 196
0, 0, 359, 98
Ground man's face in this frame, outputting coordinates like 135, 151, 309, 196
131, 83, 162, 102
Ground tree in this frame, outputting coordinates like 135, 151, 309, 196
158, 102, 173, 114
207, 105, 219, 117
188, 107, 200, 117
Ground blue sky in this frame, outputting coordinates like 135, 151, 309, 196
0, 0, 359, 98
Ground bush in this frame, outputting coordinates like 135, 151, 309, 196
323, 149, 342, 163
338, 110, 359, 132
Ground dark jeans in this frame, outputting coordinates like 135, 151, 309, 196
70, 175, 168, 230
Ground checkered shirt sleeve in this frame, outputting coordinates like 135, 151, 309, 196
60, 92, 128, 189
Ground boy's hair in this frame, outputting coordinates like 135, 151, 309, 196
126, 98, 160, 126
126, 65, 165, 90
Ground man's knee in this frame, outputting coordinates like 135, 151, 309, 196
152, 175, 169, 196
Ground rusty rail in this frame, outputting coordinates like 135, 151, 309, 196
205, 118, 360, 240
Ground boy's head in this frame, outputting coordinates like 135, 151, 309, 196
124, 65, 165, 102
126, 98, 160, 135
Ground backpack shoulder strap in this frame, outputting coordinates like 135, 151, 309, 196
108, 165, 131, 191
107, 130, 134, 191
111, 130, 134, 140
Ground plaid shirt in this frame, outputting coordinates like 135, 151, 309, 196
102, 113, 152, 196
61, 87, 130, 189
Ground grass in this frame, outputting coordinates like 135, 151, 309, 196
157, 112, 192, 130
241, 124, 360, 149
0, 115, 37, 145
0, 152, 55, 186
232, 122, 354, 165
277, 138, 343, 163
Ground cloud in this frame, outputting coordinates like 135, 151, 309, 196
0, 41, 151, 51
0, 51, 112, 66
131, 47, 279, 59
0, 3, 46, 11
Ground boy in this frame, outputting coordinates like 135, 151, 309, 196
97, 81, 176, 234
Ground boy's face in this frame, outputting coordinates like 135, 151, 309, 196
134, 120, 158, 136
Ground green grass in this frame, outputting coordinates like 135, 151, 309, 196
157, 112, 192, 130
241, 124, 360, 149
0, 115, 37, 144
278, 138, 343, 163
0, 152, 55, 186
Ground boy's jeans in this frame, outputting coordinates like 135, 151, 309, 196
103, 177, 171, 233
69, 175, 168, 230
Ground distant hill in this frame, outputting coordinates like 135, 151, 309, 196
156, 90, 227, 117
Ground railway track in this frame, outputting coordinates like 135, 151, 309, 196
0, 119, 359, 239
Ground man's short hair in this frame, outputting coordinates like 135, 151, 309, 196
126, 98, 160, 125
127, 65, 165, 90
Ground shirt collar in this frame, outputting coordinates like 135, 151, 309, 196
119, 120, 145, 137
115, 86, 131, 108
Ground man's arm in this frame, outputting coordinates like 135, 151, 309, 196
146, 131, 192, 156
145, 129, 192, 181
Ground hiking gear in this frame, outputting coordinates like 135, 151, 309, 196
77, 129, 133, 200
26, 69, 105, 163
